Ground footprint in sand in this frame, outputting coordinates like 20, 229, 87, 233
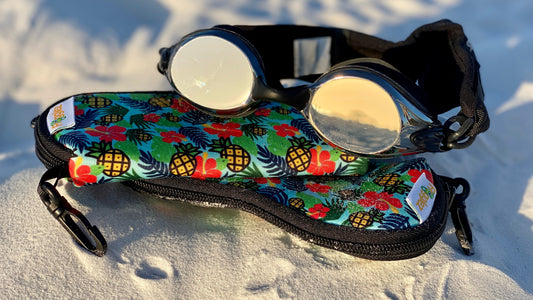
244, 252, 296, 297
134, 256, 177, 280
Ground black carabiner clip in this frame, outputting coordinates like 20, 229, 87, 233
39, 182, 107, 256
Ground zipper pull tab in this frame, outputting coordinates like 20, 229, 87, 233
443, 177, 473, 255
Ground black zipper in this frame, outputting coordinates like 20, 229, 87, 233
32, 94, 472, 259
32, 107, 74, 169
123, 173, 454, 260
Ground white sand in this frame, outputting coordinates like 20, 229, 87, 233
1, 0, 532, 298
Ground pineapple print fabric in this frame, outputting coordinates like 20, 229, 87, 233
219, 158, 435, 229
54, 92, 436, 230
55, 92, 369, 186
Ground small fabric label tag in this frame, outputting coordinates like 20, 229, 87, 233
46, 96, 76, 134
293, 36, 331, 78
406, 173, 437, 224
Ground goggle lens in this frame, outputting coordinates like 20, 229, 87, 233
169, 36, 255, 111
308, 77, 401, 154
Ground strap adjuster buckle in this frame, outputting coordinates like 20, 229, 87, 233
444, 115, 476, 150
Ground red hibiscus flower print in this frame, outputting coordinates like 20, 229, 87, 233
273, 123, 299, 137
143, 113, 161, 123
358, 191, 402, 213
307, 203, 330, 219
86, 125, 127, 142
69, 157, 97, 187
171, 98, 196, 113
75, 107, 85, 116
203, 122, 243, 138
254, 108, 271, 116
305, 182, 331, 194
307, 146, 336, 175
408, 169, 434, 183
253, 177, 281, 187
160, 131, 187, 143
192, 153, 222, 180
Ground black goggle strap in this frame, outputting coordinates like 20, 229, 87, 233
215, 24, 390, 87
220, 20, 489, 148
382, 20, 488, 147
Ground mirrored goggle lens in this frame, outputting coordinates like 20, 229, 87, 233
169, 35, 255, 111
308, 77, 402, 154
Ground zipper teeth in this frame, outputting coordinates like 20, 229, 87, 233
31, 94, 448, 259
33, 123, 445, 259
33, 113, 73, 168
125, 179, 446, 260
35, 134, 66, 168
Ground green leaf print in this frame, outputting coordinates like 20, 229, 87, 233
216, 157, 228, 171
346, 157, 369, 175
295, 192, 323, 208
114, 119, 132, 128
158, 118, 184, 129
232, 135, 258, 156
321, 198, 347, 221
239, 162, 264, 178
77, 103, 89, 110
329, 148, 342, 162
360, 181, 381, 192
399, 174, 412, 182
114, 140, 140, 161
98, 93, 122, 101
90, 164, 106, 176
266, 133, 291, 157
346, 202, 365, 214
326, 179, 354, 193
150, 137, 175, 162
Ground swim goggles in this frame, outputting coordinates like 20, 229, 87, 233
158, 20, 489, 157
